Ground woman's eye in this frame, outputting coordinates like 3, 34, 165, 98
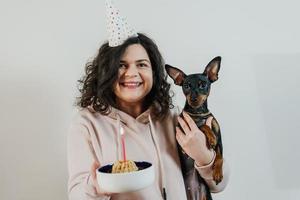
119, 63, 126, 68
138, 63, 147, 67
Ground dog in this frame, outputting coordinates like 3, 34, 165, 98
165, 56, 223, 200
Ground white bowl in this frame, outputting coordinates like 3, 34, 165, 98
96, 161, 155, 193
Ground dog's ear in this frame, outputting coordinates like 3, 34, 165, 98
165, 64, 186, 86
203, 56, 221, 83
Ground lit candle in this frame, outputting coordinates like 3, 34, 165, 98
120, 127, 126, 161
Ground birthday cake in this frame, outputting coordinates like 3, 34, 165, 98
112, 160, 138, 173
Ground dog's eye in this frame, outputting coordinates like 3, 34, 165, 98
199, 82, 207, 89
184, 83, 190, 89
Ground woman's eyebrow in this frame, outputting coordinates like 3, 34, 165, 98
119, 59, 150, 63
136, 59, 150, 63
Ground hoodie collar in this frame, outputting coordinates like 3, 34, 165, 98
107, 103, 160, 125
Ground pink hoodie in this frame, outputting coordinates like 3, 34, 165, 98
67, 105, 229, 200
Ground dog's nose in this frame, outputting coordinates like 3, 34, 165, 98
191, 98, 197, 102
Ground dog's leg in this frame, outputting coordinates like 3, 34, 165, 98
199, 124, 217, 149
212, 147, 223, 184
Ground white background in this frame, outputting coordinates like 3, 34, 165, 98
1, 0, 299, 199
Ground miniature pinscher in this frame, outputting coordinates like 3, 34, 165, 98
165, 56, 223, 200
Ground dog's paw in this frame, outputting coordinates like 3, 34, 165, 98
213, 169, 223, 185
207, 135, 217, 149
200, 125, 217, 149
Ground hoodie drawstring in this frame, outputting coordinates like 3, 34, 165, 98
148, 115, 167, 200
116, 113, 122, 161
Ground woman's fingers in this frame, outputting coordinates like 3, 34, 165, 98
182, 112, 198, 131
91, 161, 102, 194
91, 161, 114, 196
91, 161, 100, 177
206, 116, 213, 129
177, 115, 191, 135
176, 126, 186, 146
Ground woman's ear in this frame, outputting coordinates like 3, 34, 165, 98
165, 64, 186, 86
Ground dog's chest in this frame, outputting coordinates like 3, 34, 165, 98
191, 116, 206, 127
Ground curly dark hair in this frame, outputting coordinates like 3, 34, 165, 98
75, 33, 174, 119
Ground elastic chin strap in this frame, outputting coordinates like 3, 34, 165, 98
148, 115, 167, 200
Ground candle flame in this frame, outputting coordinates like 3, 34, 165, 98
120, 126, 125, 135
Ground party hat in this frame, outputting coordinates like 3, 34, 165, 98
105, 0, 138, 47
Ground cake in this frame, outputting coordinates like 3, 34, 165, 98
112, 160, 139, 173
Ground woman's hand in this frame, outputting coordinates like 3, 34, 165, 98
176, 112, 215, 167
90, 161, 114, 196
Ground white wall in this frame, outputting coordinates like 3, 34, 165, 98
1, 0, 299, 199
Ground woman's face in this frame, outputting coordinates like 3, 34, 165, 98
113, 44, 153, 106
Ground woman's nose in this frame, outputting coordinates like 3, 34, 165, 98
124, 65, 138, 77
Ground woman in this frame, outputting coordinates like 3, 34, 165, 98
67, 33, 229, 200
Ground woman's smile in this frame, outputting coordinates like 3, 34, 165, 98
120, 81, 143, 89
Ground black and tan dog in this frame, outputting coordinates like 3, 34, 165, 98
165, 56, 223, 200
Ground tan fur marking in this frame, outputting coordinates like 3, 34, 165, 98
213, 148, 224, 184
